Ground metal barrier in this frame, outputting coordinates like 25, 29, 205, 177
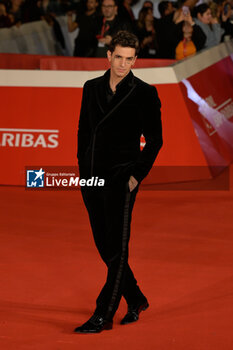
0, 16, 78, 56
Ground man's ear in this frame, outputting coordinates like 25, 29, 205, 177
107, 50, 112, 62
197, 13, 201, 20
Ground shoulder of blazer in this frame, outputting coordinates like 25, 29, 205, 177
83, 75, 105, 90
133, 76, 156, 91
133, 76, 159, 100
83, 73, 158, 97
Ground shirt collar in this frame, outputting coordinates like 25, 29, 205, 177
104, 69, 134, 93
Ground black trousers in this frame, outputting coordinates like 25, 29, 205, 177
81, 182, 146, 321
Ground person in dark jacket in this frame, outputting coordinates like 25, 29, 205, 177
74, 30, 163, 334
67, 0, 99, 57
94, 0, 133, 57
118, 0, 135, 24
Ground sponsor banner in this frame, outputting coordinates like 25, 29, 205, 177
0, 128, 59, 148
1, 45, 233, 186
0, 53, 175, 71
0, 83, 208, 185
0, 87, 82, 185
180, 56, 233, 171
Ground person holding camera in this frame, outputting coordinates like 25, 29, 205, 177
156, 0, 205, 58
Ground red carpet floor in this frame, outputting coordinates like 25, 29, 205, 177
1, 168, 233, 350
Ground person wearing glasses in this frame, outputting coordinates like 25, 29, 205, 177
74, 30, 163, 334
94, 0, 133, 56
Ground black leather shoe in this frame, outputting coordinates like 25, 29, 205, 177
120, 300, 149, 325
74, 314, 113, 333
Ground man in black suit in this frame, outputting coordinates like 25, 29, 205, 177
74, 30, 162, 334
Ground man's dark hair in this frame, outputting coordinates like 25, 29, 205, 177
108, 30, 139, 55
158, 1, 170, 17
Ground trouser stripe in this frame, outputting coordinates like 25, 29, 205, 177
105, 190, 131, 320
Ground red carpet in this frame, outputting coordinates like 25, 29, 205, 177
1, 167, 233, 349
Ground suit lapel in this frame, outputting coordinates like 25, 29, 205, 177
97, 84, 136, 128
95, 70, 136, 128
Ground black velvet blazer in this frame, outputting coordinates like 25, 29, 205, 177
77, 69, 163, 186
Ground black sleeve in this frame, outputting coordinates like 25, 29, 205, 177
192, 24, 206, 51
77, 82, 91, 164
131, 86, 163, 183
221, 19, 233, 38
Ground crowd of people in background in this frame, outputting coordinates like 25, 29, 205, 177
0, 0, 232, 59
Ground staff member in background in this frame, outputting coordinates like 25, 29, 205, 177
74, 30, 163, 334
94, 0, 132, 57
67, 0, 99, 57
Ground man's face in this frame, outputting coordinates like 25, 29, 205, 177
107, 45, 137, 79
87, 0, 98, 11
102, 0, 117, 20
